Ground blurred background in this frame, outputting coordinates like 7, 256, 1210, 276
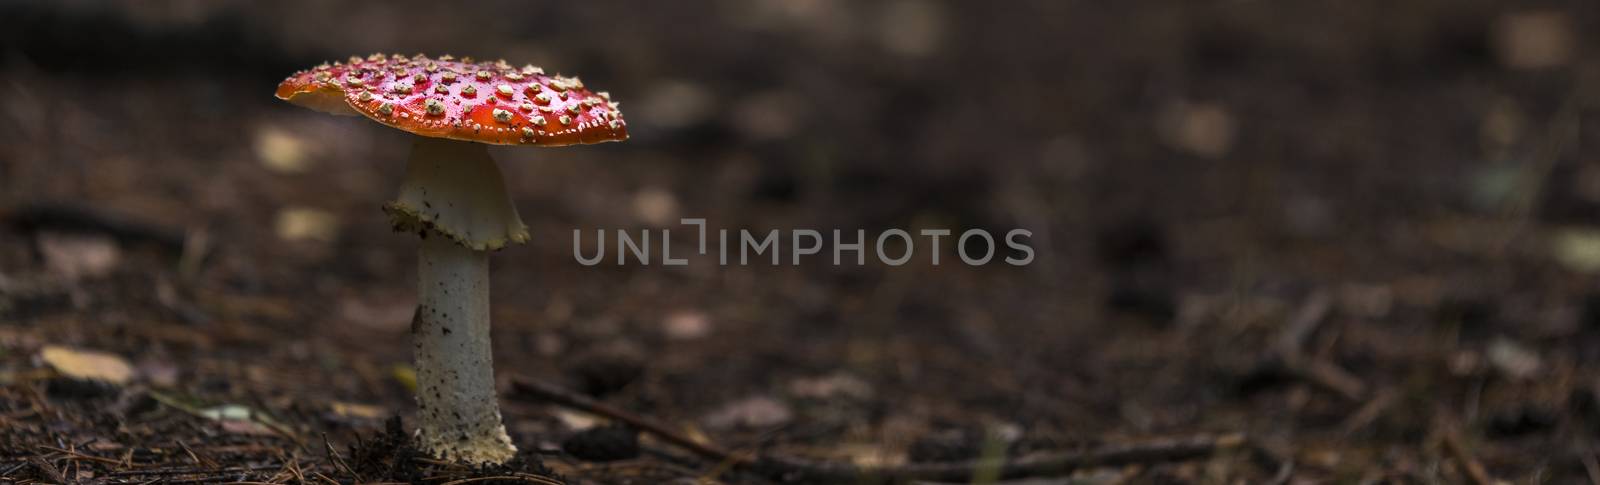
2, 0, 1599, 482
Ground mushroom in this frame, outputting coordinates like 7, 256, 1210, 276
274, 54, 627, 464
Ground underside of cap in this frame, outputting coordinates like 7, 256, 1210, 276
385, 137, 529, 251
275, 74, 360, 116
276, 53, 627, 146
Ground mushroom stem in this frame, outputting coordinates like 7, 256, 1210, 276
414, 234, 516, 464
394, 137, 523, 464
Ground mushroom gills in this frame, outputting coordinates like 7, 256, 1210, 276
282, 87, 361, 116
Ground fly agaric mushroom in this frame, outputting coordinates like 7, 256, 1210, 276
275, 54, 626, 464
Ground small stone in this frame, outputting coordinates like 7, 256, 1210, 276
565, 344, 644, 397
562, 426, 639, 462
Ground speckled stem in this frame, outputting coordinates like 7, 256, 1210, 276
413, 234, 516, 464
394, 136, 523, 463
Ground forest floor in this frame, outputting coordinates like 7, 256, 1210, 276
3, 1, 1600, 483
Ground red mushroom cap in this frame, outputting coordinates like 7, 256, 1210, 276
275, 54, 627, 147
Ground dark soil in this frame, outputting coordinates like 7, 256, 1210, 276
3, 1, 1600, 483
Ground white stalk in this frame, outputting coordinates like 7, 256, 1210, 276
413, 234, 515, 464
393, 137, 524, 464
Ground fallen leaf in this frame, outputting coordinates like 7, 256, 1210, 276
38, 346, 134, 385
275, 207, 340, 242
1551, 228, 1600, 274
330, 401, 386, 420
254, 126, 314, 173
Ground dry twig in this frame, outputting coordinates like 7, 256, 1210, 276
1, 201, 187, 251
1267, 291, 1368, 401
512, 377, 1247, 483
1438, 424, 1496, 485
